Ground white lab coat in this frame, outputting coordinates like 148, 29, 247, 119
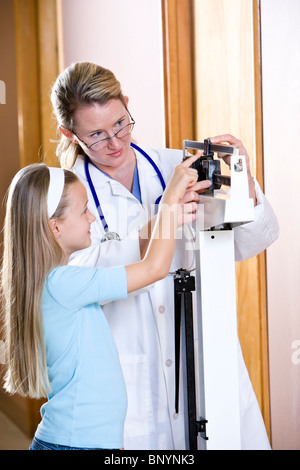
70, 146, 279, 450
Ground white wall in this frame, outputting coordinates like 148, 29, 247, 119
61, 0, 165, 148
261, 0, 300, 450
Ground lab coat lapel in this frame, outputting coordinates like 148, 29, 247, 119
84, 158, 136, 200
109, 179, 135, 199
136, 149, 164, 212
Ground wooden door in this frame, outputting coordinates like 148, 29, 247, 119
162, 0, 270, 440
0, 0, 61, 438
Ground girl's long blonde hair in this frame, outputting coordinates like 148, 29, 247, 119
1, 164, 78, 398
51, 62, 126, 170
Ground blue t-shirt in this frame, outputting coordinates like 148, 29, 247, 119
35, 265, 128, 449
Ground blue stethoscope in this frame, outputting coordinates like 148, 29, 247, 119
84, 142, 166, 242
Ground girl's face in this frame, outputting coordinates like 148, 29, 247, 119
71, 98, 133, 172
53, 181, 96, 260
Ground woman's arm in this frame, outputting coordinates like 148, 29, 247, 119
126, 154, 211, 293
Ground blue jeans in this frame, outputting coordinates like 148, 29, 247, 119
29, 437, 107, 450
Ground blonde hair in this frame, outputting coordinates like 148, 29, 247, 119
1, 164, 78, 398
51, 62, 126, 169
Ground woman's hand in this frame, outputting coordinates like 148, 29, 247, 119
210, 134, 249, 169
210, 134, 257, 205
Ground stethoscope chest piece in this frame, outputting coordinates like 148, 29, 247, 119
101, 231, 121, 242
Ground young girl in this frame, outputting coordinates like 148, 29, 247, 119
1, 156, 199, 450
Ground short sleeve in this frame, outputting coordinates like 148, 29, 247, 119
45, 265, 127, 309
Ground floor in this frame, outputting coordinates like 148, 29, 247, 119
0, 410, 31, 450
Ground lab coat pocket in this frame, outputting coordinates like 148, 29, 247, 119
120, 355, 155, 438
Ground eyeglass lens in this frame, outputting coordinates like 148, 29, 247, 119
90, 122, 134, 150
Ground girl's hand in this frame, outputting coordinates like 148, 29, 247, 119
139, 153, 211, 257
162, 153, 211, 206
164, 152, 212, 225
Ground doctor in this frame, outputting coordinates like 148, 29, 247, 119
51, 62, 279, 450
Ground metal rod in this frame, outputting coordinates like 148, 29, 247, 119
214, 174, 231, 186
174, 287, 181, 414
174, 269, 198, 450
184, 291, 198, 450
184, 139, 238, 155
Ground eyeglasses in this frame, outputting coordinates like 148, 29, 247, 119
73, 108, 135, 152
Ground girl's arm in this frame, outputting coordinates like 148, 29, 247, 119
125, 154, 210, 293
138, 189, 203, 259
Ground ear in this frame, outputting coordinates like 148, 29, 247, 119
59, 126, 78, 143
49, 218, 61, 239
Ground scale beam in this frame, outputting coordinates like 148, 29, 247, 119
183, 138, 239, 156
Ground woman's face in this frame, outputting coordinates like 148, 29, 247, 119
72, 98, 133, 172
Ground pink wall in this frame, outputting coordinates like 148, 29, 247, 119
261, 0, 300, 450
60, 0, 166, 149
